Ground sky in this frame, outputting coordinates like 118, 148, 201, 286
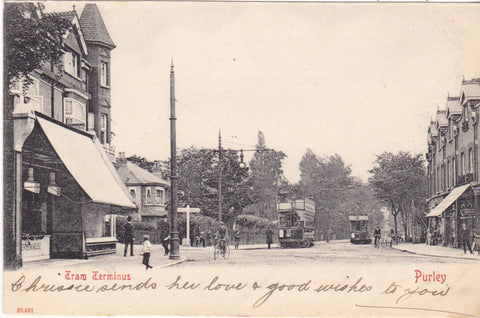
46, 2, 480, 183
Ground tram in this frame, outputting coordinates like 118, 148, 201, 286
349, 215, 372, 244
277, 198, 315, 248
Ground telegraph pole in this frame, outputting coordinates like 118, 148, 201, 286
169, 62, 179, 259
218, 130, 223, 222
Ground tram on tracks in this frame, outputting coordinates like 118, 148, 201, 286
349, 215, 372, 244
277, 198, 315, 248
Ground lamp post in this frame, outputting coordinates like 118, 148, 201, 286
169, 62, 179, 259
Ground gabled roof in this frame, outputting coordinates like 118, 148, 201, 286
435, 109, 447, 129
446, 96, 461, 118
116, 162, 169, 187
45, 10, 88, 55
428, 120, 438, 137
79, 4, 116, 49
461, 82, 480, 101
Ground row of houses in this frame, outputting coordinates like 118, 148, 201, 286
3, 4, 169, 268
425, 78, 480, 248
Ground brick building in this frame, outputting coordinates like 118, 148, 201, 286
3, 4, 136, 269
425, 78, 480, 248
115, 154, 170, 223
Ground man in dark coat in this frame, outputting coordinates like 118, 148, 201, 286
266, 227, 274, 249
124, 216, 134, 257
459, 222, 473, 254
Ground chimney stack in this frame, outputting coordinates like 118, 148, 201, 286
117, 151, 127, 165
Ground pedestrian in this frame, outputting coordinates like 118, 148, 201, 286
200, 231, 206, 247
389, 229, 395, 247
141, 235, 153, 270
124, 216, 134, 257
162, 233, 170, 256
459, 222, 473, 254
233, 229, 240, 250
266, 227, 273, 249
373, 227, 381, 247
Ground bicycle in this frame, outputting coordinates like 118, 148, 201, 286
374, 235, 381, 249
214, 239, 230, 260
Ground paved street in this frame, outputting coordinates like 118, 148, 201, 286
20, 240, 478, 272
175, 241, 476, 267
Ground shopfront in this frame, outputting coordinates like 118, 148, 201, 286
18, 113, 136, 262
426, 184, 478, 249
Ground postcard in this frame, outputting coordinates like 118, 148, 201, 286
3, 1, 480, 317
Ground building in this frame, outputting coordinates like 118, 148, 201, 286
115, 154, 170, 223
425, 78, 480, 248
3, 4, 136, 268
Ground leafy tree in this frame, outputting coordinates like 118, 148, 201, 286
176, 147, 253, 226
298, 149, 355, 240
4, 2, 72, 90
126, 155, 155, 172
369, 151, 426, 243
248, 131, 286, 220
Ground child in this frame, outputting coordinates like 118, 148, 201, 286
141, 235, 153, 270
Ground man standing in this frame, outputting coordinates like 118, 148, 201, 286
124, 216, 134, 257
459, 222, 473, 254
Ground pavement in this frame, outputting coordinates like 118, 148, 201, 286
392, 242, 480, 260
21, 242, 187, 271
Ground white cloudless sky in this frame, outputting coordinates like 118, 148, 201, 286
46, 2, 480, 182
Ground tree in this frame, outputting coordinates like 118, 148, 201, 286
4, 3, 72, 90
176, 147, 253, 226
248, 131, 286, 220
298, 150, 355, 240
369, 151, 426, 243
126, 155, 155, 172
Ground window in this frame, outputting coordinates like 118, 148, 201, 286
100, 61, 109, 86
100, 114, 108, 144
146, 188, 151, 204
155, 189, 163, 204
64, 51, 80, 77
130, 189, 136, 199
64, 98, 86, 126
469, 148, 473, 173
446, 160, 450, 188
461, 152, 465, 175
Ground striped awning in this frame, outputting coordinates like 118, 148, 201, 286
425, 184, 470, 218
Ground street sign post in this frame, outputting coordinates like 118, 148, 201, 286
178, 205, 200, 246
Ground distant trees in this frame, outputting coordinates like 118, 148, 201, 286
369, 151, 427, 242
297, 149, 382, 240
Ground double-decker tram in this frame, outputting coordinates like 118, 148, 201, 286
277, 198, 315, 248
349, 215, 372, 244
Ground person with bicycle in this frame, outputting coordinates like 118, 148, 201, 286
214, 222, 229, 255
374, 227, 381, 248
